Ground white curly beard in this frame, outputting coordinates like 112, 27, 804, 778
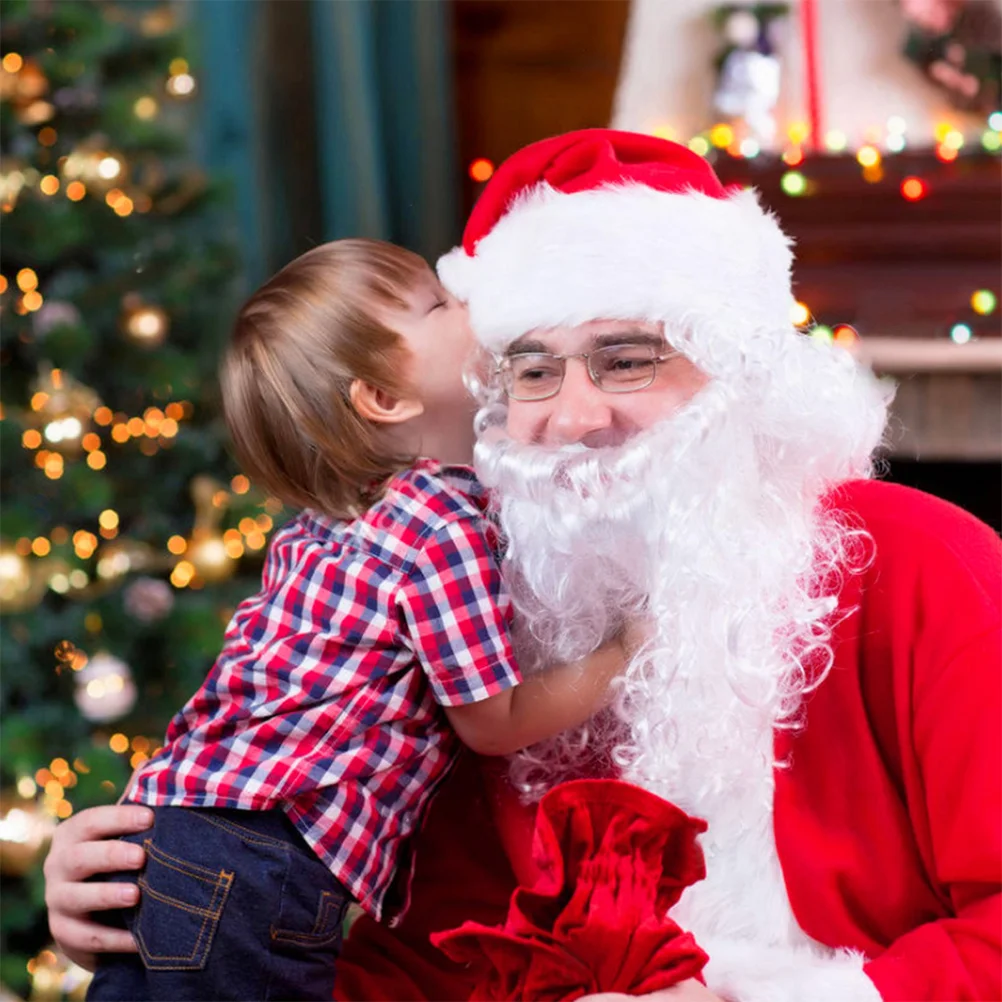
474, 347, 888, 968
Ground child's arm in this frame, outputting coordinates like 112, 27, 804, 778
398, 510, 635, 758
442, 638, 627, 756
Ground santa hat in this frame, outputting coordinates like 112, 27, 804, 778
438, 129, 795, 354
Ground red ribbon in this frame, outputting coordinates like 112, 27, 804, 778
802, 0, 823, 151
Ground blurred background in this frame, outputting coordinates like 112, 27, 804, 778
0, 0, 999, 996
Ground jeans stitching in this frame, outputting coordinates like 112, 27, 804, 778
195, 812, 294, 851
144, 838, 236, 885
138, 876, 231, 919
134, 867, 233, 967
270, 890, 345, 947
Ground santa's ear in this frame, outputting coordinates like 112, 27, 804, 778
349, 379, 423, 425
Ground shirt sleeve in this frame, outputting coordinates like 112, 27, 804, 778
397, 515, 522, 707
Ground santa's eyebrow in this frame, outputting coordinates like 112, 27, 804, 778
505, 338, 549, 356
591, 331, 664, 349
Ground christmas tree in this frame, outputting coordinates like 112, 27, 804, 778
0, 2, 271, 994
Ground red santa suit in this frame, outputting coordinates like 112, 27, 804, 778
335, 479, 1002, 1001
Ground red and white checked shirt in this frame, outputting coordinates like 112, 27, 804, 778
129, 461, 521, 920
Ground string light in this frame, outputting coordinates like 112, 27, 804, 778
790, 301, 811, 326
787, 122, 810, 145
780, 171, 807, 197
942, 130, 964, 151
709, 124, 734, 148
133, 96, 158, 120
823, 130, 847, 152
950, 323, 973, 344
166, 72, 196, 97
989, 111, 1002, 132
900, 177, 927, 202
96, 156, 123, 180
971, 290, 997, 315
687, 137, 709, 157
832, 324, 859, 347
468, 158, 494, 182
856, 145, 880, 167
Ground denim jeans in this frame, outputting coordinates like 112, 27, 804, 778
86, 805, 351, 1002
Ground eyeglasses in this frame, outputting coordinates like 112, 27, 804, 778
496, 343, 681, 402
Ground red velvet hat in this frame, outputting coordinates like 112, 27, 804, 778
438, 129, 794, 352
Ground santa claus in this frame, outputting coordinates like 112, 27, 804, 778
333, 130, 1001, 1001
45, 130, 1000, 1001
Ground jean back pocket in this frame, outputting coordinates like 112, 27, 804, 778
134, 838, 234, 971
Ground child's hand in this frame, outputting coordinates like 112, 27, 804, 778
44, 804, 152, 970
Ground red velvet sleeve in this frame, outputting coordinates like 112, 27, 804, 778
864, 624, 1002, 1000
853, 483, 1002, 1000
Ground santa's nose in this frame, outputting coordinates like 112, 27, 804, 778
544, 360, 615, 446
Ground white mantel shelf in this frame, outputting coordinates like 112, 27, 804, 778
854, 338, 1002, 374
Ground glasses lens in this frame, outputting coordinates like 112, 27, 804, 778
591, 344, 658, 391
505, 354, 564, 400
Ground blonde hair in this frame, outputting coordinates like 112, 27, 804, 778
221, 238, 428, 517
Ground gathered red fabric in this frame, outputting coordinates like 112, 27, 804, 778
431, 778, 709, 1001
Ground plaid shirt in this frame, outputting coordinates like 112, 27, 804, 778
129, 461, 521, 921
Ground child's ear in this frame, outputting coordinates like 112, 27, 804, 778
349, 380, 424, 425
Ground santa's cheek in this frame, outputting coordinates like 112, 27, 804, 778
504, 403, 543, 444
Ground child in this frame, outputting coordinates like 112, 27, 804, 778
86, 240, 629, 1002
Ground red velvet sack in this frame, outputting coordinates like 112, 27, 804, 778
432, 779, 709, 1001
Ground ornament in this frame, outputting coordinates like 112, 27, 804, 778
73, 652, 137, 723
26, 367, 100, 454
0, 162, 28, 211
711, 4, 789, 150
0, 541, 46, 614
186, 532, 236, 583
32, 301, 81, 339
27, 944, 92, 1002
95, 539, 158, 584
61, 140, 129, 193
0, 792, 57, 876
123, 577, 174, 622
120, 293, 168, 348
183, 476, 238, 583
0, 58, 50, 127
52, 85, 99, 114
